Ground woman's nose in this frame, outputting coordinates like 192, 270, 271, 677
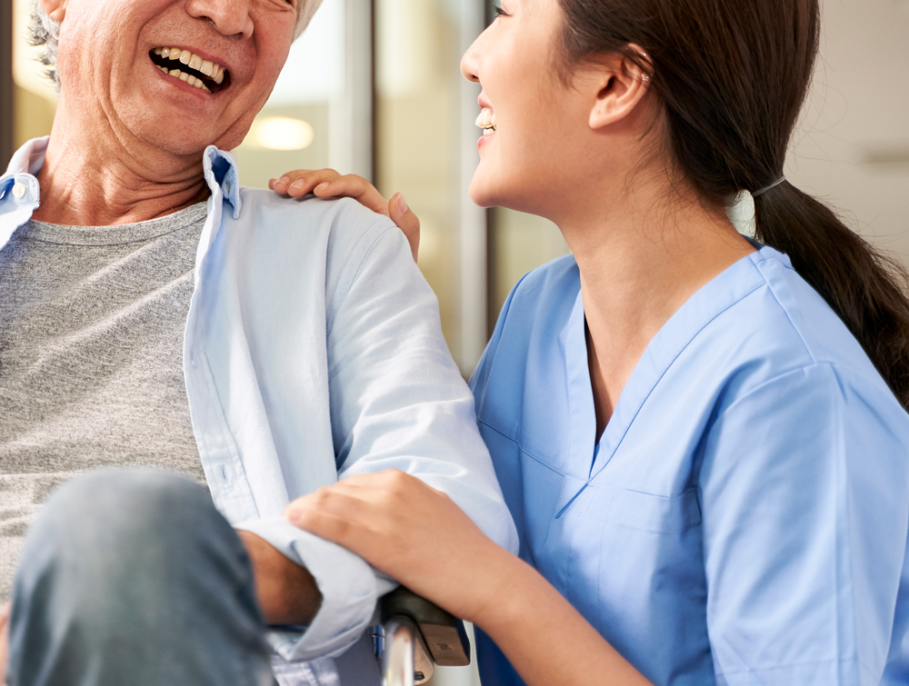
185, 0, 255, 39
460, 33, 482, 83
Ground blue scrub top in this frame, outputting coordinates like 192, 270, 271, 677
469, 246, 909, 686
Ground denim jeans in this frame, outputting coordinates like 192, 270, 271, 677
6, 469, 276, 686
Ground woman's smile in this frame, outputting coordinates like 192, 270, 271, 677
476, 104, 497, 151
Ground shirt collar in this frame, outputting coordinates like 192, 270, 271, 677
0, 137, 46, 207
5, 137, 49, 177
1, 137, 243, 219
202, 145, 242, 219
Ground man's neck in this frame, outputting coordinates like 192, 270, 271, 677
31, 112, 212, 227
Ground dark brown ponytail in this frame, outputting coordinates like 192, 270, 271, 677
558, 0, 909, 409
754, 185, 909, 408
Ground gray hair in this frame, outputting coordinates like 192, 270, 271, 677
29, 1, 61, 87
294, 0, 325, 41
28, 0, 325, 88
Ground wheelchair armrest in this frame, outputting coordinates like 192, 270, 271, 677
380, 587, 471, 667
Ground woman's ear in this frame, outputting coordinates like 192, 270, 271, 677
587, 47, 652, 131
39, 0, 66, 23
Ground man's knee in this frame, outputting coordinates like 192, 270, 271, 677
8, 471, 271, 685
24, 468, 213, 559
38, 467, 208, 521
13, 468, 239, 620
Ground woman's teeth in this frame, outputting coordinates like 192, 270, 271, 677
475, 108, 497, 135
152, 47, 226, 93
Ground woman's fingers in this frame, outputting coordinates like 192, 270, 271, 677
389, 193, 420, 262
269, 169, 342, 198
290, 498, 373, 553
284, 472, 418, 527
312, 177, 390, 217
283, 470, 503, 622
284, 471, 429, 559
270, 172, 420, 260
270, 170, 390, 217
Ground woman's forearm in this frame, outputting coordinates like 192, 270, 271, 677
471, 550, 653, 686
283, 471, 651, 684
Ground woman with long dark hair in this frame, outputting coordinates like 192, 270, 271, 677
272, 0, 909, 683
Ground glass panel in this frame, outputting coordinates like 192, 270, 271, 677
374, 0, 464, 360
489, 208, 569, 328
235, 0, 345, 189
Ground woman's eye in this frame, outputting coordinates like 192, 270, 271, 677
493, 5, 508, 17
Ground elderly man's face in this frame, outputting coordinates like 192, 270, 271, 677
46, 0, 301, 156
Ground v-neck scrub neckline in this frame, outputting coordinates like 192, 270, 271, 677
559, 250, 766, 513
470, 246, 909, 686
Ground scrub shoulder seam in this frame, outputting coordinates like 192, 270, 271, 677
756, 273, 818, 365
719, 361, 841, 417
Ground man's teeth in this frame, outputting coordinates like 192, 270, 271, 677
156, 65, 209, 91
152, 47, 226, 91
475, 108, 497, 134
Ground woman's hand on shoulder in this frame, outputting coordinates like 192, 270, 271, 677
283, 469, 514, 625
270, 170, 420, 262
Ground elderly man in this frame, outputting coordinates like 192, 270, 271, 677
0, 0, 517, 684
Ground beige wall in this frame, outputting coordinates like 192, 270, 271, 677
14, 83, 56, 147
785, 0, 909, 263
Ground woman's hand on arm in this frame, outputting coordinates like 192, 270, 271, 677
285, 470, 510, 623
270, 170, 421, 262
284, 471, 652, 686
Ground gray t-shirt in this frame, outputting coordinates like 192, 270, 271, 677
0, 203, 209, 601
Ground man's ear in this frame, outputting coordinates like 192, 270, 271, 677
587, 47, 652, 131
39, 0, 66, 23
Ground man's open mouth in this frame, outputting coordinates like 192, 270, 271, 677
150, 47, 231, 94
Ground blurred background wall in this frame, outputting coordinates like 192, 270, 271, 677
7, 0, 907, 379
2, 0, 908, 683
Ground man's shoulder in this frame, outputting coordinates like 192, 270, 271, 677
237, 188, 394, 248
228, 189, 406, 294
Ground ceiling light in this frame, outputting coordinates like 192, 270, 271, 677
253, 117, 315, 151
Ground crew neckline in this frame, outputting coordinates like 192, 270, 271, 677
18, 201, 208, 246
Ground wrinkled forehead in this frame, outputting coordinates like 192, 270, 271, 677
294, 0, 325, 40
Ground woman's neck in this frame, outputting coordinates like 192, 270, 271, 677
558, 186, 756, 437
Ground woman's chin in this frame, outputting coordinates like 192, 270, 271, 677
469, 174, 509, 209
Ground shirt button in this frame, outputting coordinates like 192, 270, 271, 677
224, 182, 231, 194
12, 182, 26, 199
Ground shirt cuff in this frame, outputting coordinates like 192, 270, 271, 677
235, 516, 396, 661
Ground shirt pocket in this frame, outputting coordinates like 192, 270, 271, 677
559, 482, 711, 678
580, 484, 702, 534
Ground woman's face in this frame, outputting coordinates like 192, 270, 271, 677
461, 0, 593, 216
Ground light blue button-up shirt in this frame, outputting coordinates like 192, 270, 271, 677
1, 138, 519, 681
470, 249, 909, 685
